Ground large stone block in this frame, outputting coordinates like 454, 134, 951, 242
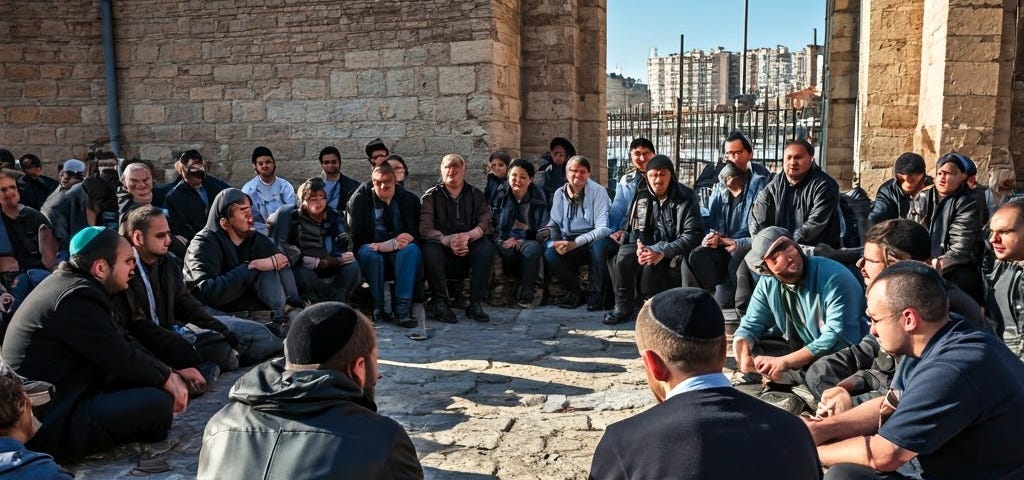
190, 85, 224, 100
39, 107, 81, 124
439, 66, 476, 94
266, 101, 306, 123
24, 80, 57, 98
292, 78, 327, 99
450, 39, 493, 64
203, 102, 232, 123
329, 70, 359, 98
386, 68, 415, 96
212, 65, 254, 83
7, 65, 39, 81
356, 70, 386, 96
435, 96, 468, 121
9, 107, 39, 124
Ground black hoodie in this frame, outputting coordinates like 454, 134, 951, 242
182, 188, 282, 308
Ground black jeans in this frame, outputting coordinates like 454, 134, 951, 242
31, 387, 173, 461
544, 238, 614, 296
687, 244, 753, 309
823, 463, 913, 480
608, 243, 681, 308
496, 239, 543, 300
422, 239, 495, 303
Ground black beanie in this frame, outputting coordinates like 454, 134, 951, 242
285, 302, 359, 367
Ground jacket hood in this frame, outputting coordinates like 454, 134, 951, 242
205, 188, 250, 231
229, 358, 377, 416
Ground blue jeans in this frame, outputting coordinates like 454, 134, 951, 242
212, 314, 284, 364
496, 239, 543, 300
357, 243, 422, 311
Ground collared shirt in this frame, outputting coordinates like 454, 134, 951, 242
665, 372, 732, 401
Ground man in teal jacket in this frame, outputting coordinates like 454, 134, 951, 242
734, 226, 867, 384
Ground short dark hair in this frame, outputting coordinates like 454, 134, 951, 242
863, 219, 932, 262
566, 155, 591, 172
0, 150, 14, 168
508, 158, 535, 178
251, 146, 274, 164
784, 139, 814, 158
318, 146, 341, 163
629, 137, 655, 153
319, 313, 376, 373
488, 151, 511, 167
371, 162, 396, 181
995, 198, 1024, 229
384, 154, 407, 172
297, 177, 327, 204
18, 154, 40, 169
0, 366, 25, 431
120, 204, 166, 238
69, 228, 122, 272
723, 131, 753, 153
871, 260, 949, 323
636, 311, 724, 371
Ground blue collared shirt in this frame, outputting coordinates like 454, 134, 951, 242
664, 372, 732, 401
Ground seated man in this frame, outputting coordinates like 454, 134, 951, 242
921, 152, 985, 305
605, 155, 702, 325
349, 164, 422, 326
117, 161, 158, 219
420, 154, 495, 323
240, 147, 296, 234
806, 262, 1024, 479
42, 168, 120, 257
39, 159, 85, 229
750, 139, 842, 249
490, 159, 548, 308
542, 156, 612, 310
589, 288, 820, 480
120, 205, 282, 367
0, 172, 57, 312
317, 146, 360, 214
867, 152, 930, 226
1, 227, 189, 461
988, 198, 1024, 348
686, 132, 771, 311
0, 362, 72, 479
15, 154, 58, 211
198, 302, 423, 479
276, 178, 361, 304
164, 149, 230, 247
734, 227, 867, 384
183, 189, 301, 330
805, 219, 987, 416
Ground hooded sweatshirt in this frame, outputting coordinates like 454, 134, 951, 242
198, 358, 423, 479
182, 188, 282, 308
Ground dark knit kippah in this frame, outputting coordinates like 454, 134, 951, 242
643, 288, 724, 340
285, 302, 358, 366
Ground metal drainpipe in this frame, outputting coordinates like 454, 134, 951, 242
101, 0, 123, 158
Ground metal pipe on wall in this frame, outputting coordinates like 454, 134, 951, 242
101, 0, 123, 158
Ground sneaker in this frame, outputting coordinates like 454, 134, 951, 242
556, 291, 583, 309
433, 300, 458, 324
466, 302, 490, 322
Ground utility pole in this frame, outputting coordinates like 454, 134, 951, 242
740, 0, 749, 98
675, 34, 684, 162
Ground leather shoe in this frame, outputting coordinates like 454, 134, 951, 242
372, 309, 392, 324
466, 302, 490, 322
433, 301, 458, 324
557, 291, 583, 309
603, 306, 634, 325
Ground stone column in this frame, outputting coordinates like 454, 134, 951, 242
914, 0, 1016, 179
855, 0, 924, 193
824, 0, 861, 189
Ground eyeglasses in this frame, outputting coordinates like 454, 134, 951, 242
866, 310, 901, 325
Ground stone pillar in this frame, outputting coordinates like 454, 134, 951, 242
1012, 1, 1024, 178
824, 0, 861, 189
855, 0, 924, 194
914, 0, 1015, 179
520, 0, 607, 184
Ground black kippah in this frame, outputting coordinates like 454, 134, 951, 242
643, 288, 725, 340
646, 154, 674, 172
285, 302, 359, 366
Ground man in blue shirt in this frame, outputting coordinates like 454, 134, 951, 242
589, 288, 820, 480
806, 261, 1024, 479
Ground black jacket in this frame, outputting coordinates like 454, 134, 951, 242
322, 172, 361, 214
165, 175, 230, 242
750, 164, 842, 248
490, 182, 549, 241
622, 181, 703, 261
183, 189, 281, 308
923, 183, 982, 269
1, 205, 51, 272
419, 182, 492, 242
868, 177, 933, 225
348, 182, 421, 252
17, 175, 58, 211
1, 267, 171, 460
198, 358, 423, 479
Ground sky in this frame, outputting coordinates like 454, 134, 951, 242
607, 0, 827, 81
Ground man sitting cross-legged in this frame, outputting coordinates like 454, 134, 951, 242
1, 227, 190, 461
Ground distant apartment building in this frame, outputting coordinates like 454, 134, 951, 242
647, 44, 823, 113
606, 74, 651, 112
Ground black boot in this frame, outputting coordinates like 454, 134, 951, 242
466, 302, 490, 322
433, 299, 457, 324
603, 304, 635, 325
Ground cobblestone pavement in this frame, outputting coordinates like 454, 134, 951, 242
71, 305, 737, 479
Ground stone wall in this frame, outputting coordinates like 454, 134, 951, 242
1, 1, 606, 192
824, 0, 860, 189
